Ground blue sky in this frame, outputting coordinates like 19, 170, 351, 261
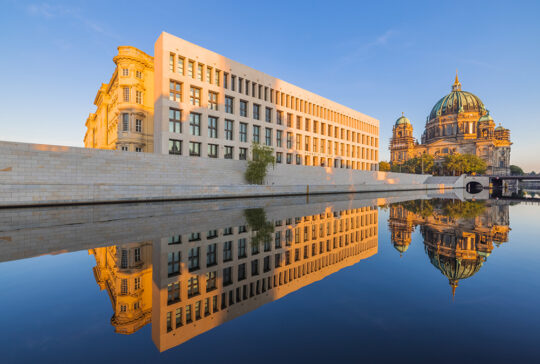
1, 0, 539, 171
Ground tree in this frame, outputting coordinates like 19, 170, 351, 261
244, 208, 274, 247
244, 143, 275, 184
510, 165, 524, 175
443, 153, 486, 175
379, 161, 391, 172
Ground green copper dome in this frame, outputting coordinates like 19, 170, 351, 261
429, 75, 485, 120
395, 113, 411, 125
478, 112, 493, 123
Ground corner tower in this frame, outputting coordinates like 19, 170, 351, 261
390, 113, 415, 165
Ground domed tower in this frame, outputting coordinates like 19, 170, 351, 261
423, 72, 487, 144
390, 113, 415, 165
388, 203, 415, 257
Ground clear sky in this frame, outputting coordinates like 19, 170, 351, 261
1, 0, 539, 171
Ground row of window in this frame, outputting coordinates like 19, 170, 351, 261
166, 223, 377, 278
167, 52, 378, 135
121, 67, 143, 79
168, 81, 378, 148
122, 87, 143, 104
120, 113, 144, 132
165, 242, 371, 332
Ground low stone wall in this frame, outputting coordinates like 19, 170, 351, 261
0, 140, 452, 206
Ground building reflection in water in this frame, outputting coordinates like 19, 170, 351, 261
90, 205, 379, 351
388, 199, 510, 297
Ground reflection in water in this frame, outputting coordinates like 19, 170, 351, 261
388, 199, 510, 297
90, 206, 379, 352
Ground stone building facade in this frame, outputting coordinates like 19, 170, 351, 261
84, 46, 154, 153
390, 75, 512, 175
84, 32, 380, 171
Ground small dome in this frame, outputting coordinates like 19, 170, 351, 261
393, 244, 410, 254
478, 112, 493, 123
396, 113, 411, 126
495, 123, 505, 131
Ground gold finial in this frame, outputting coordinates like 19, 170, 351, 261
402, 111, 404, 117
450, 279, 458, 301
452, 70, 462, 91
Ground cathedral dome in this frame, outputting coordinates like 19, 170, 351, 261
396, 113, 411, 126
428, 74, 485, 120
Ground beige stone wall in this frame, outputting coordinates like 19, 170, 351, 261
0, 141, 445, 206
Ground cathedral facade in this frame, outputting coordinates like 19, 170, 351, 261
390, 75, 512, 175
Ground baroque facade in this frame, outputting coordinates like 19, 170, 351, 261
390, 75, 511, 175
388, 199, 510, 297
84, 46, 154, 152
84, 32, 380, 171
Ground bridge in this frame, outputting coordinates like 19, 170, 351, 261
489, 175, 540, 190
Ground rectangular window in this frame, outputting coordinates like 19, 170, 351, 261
238, 238, 247, 258
189, 141, 201, 156
240, 100, 247, 117
225, 96, 234, 114
208, 116, 218, 138
167, 312, 172, 332
251, 260, 259, 276
123, 87, 130, 102
223, 267, 232, 286
188, 247, 200, 271
223, 241, 232, 262
224, 146, 233, 159
286, 153, 292, 164
167, 252, 181, 277
253, 125, 260, 143
122, 113, 129, 132
190, 86, 201, 106
177, 56, 184, 75
136, 70, 142, 79
265, 128, 272, 146
134, 248, 141, 262
265, 107, 272, 122
224, 72, 228, 89
187, 276, 199, 297
189, 113, 200, 136
240, 122, 247, 142
296, 155, 302, 165
215, 70, 220, 86
169, 139, 182, 155
197, 64, 203, 81
286, 132, 292, 149
135, 90, 142, 104
168, 282, 180, 304
188, 61, 194, 78
186, 305, 192, 323
206, 271, 217, 291
225, 120, 234, 141
208, 91, 218, 110
238, 147, 247, 160
207, 244, 217, 266
135, 119, 142, 133
238, 263, 246, 281
253, 104, 260, 120
296, 116, 302, 129
175, 308, 182, 327
286, 113, 292, 127
276, 152, 282, 163
169, 80, 182, 102
208, 144, 218, 158
276, 130, 282, 147
277, 111, 283, 125
122, 68, 129, 76
296, 134, 302, 150
231, 75, 236, 91
206, 67, 212, 83
135, 147, 142, 152
169, 54, 174, 72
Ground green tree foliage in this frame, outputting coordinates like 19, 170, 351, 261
443, 153, 487, 175
510, 165, 524, 175
403, 154, 434, 174
244, 143, 275, 184
379, 161, 391, 172
398, 199, 486, 219
244, 208, 274, 247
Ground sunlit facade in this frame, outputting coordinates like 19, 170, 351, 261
84, 46, 154, 152
390, 75, 512, 175
152, 206, 378, 351
90, 242, 153, 334
84, 33, 380, 170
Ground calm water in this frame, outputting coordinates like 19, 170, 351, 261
1, 192, 539, 363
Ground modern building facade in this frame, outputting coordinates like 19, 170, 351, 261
85, 32, 380, 170
84, 46, 154, 152
390, 75, 512, 175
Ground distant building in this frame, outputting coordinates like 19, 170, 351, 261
85, 32, 380, 170
388, 200, 510, 297
390, 74, 511, 175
